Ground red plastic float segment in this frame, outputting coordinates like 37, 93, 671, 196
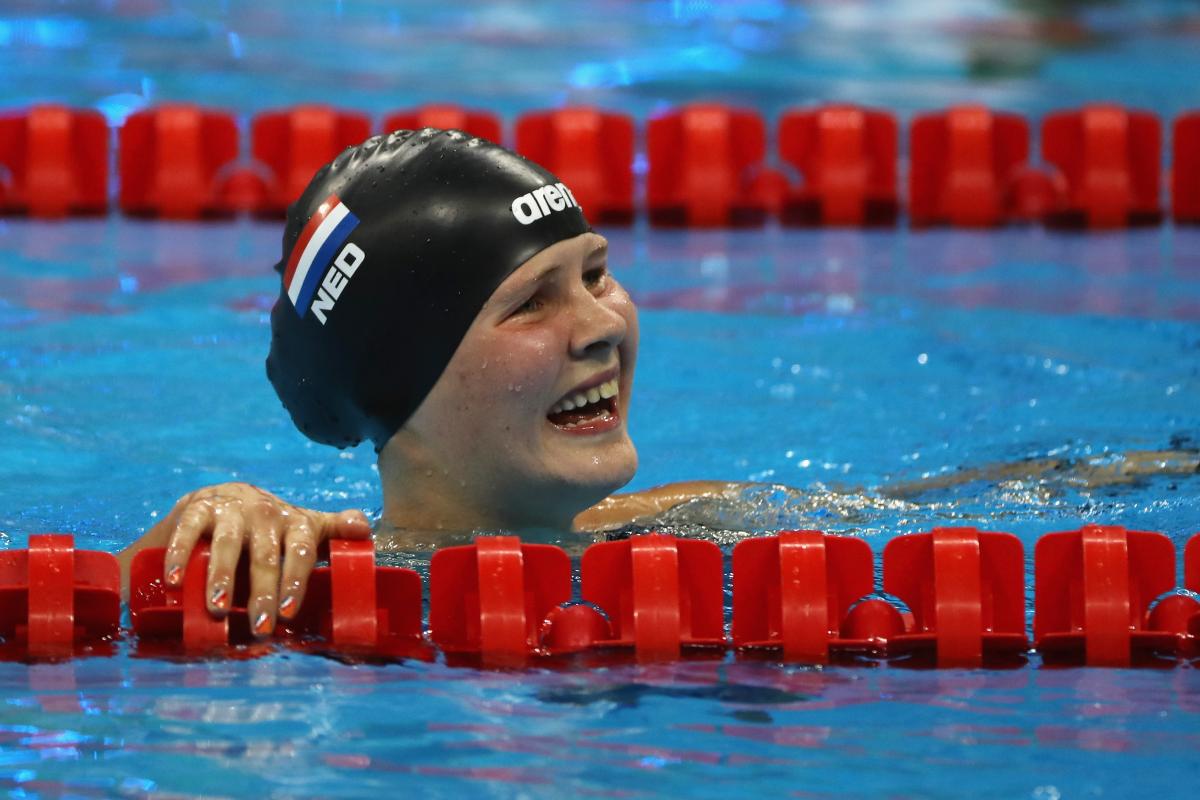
382, 104, 503, 143
732, 531, 874, 662
778, 104, 898, 226
251, 105, 372, 214
118, 103, 240, 219
27, 534, 75, 655
581, 533, 725, 660
1041, 104, 1162, 228
516, 107, 635, 224
428, 536, 571, 661
0, 534, 120, 659
909, 105, 1031, 227
279, 539, 424, 655
884, 528, 1027, 667
1173, 112, 1200, 224
1186, 534, 1200, 650
646, 103, 770, 227
130, 543, 235, 651
329, 539, 377, 646
0, 105, 108, 218
1034, 525, 1176, 665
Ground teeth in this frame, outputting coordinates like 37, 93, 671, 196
548, 378, 620, 416
559, 410, 613, 429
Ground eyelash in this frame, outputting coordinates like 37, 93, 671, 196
511, 268, 608, 316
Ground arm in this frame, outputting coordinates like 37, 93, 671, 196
572, 448, 1200, 530
573, 480, 747, 532
880, 448, 1200, 499
119, 482, 371, 636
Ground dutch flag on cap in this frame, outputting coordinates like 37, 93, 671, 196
283, 194, 361, 318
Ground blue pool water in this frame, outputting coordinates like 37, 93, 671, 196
3, 1, 1200, 797
3, 220, 1199, 797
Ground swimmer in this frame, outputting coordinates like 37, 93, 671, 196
116, 128, 1200, 636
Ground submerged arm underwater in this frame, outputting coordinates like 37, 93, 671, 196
574, 448, 1200, 534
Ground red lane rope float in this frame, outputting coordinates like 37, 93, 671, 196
131, 541, 242, 653
1041, 104, 1163, 229
1185, 534, 1200, 655
429, 535, 572, 665
383, 104, 503, 147
1034, 525, 1182, 666
9, 528, 1200, 665
279, 540, 428, 659
581, 533, 725, 661
646, 103, 773, 227
0, 534, 119, 660
251, 104, 372, 216
0, 104, 107, 218
516, 107, 636, 224
909, 105, 1044, 228
1174, 111, 1200, 225
118, 103, 241, 219
732, 530, 877, 662
131, 539, 425, 659
884, 528, 1028, 667
5, 101, 1200, 228
778, 104, 899, 227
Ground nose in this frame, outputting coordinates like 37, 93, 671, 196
568, 284, 626, 360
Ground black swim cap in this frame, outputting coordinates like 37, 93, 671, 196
266, 128, 591, 449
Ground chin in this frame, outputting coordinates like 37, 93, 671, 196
556, 442, 638, 504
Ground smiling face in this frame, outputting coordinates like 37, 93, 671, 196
381, 232, 639, 531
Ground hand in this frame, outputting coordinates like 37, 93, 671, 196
156, 482, 371, 637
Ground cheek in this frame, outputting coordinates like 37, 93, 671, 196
443, 331, 563, 426
607, 289, 639, 363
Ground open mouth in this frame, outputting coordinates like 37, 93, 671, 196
546, 377, 620, 433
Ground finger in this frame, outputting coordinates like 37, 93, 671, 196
164, 501, 213, 587
320, 509, 373, 541
247, 515, 283, 638
277, 516, 319, 619
206, 506, 246, 617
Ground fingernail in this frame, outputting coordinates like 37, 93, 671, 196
254, 612, 272, 635
211, 587, 229, 610
279, 595, 296, 618
166, 565, 182, 585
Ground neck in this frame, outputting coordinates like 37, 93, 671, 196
376, 438, 578, 547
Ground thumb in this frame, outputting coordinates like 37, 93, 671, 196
321, 509, 373, 540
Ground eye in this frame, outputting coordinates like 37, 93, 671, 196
512, 294, 543, 316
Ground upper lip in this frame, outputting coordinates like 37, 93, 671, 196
553, 366, 620, 406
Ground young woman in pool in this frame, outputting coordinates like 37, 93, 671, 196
118, 128, 1199, 638
118, 128, 742, 635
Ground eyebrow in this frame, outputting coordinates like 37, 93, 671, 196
498, 243, 610, 304
526, 245, 608, 284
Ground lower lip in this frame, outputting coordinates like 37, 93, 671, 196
547, 408, 622, 437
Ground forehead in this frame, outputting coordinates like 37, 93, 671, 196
495, 232, 608, 290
